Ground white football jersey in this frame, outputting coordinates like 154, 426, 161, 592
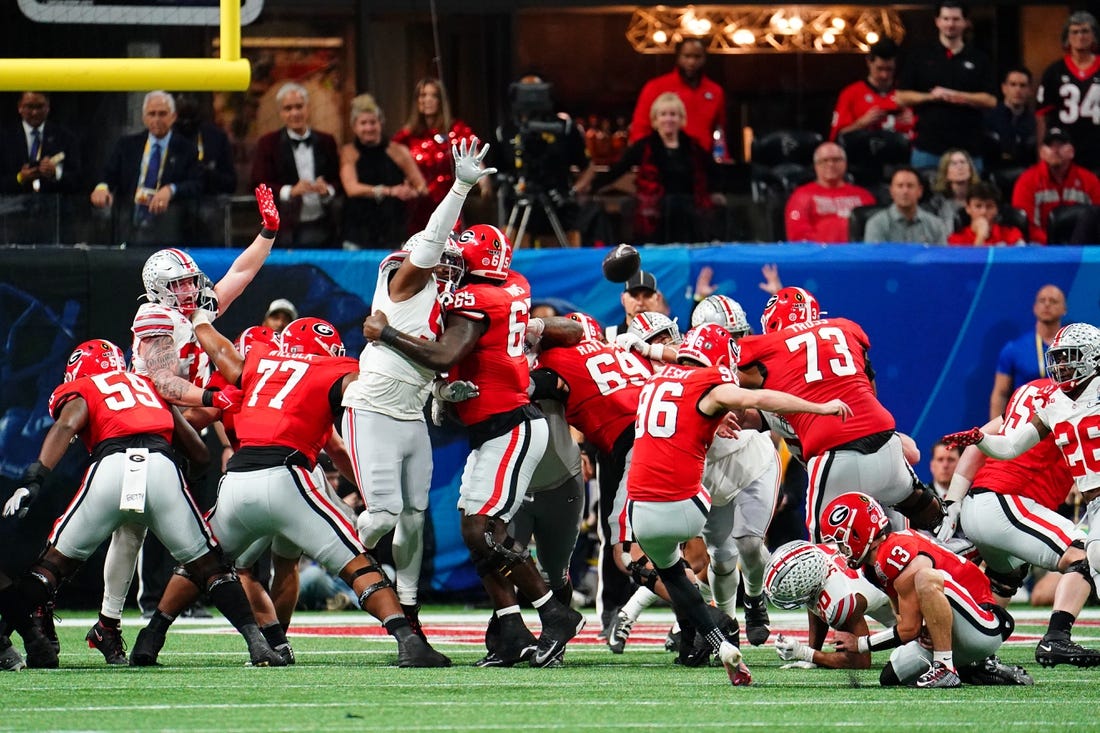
342, 259, 445, 420
812, 546, 894, 629
1036, 378, 1100, 494
130, 302, 209, 387
704, 430, 777, 506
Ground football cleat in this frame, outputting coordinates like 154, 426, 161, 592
396, 635, 452, 668
958, 655, 1034, 686
273, 643, 296, 666
491, 617, 538, 667
23, 629, 58, 669
1035, 634, 1100, 668
0, 635, 26, 671
743, 594, 771, 646
915, 660, 961, 688
664, 624, 682, 653
32, 604, 59, 653
474, 652, 508, 668
129, 626, 166, 667
607, 609, 633, 654
242, 624, 287, 668
401, 603, 427, 643
531, 605, 585, 668
86, 621, 128, 665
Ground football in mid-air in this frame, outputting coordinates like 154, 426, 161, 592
602, 244, 641, 283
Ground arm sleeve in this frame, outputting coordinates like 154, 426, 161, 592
977, 422, 1042, 460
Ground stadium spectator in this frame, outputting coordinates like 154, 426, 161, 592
784, 142, 874, 243
984, 67, 1037, 169
928, 148, 980, 233
1011, 127, 1100, 244
988, 283, 1067, 419
393, 77, 491, 234
1036, 12, 1100, 171
338, 94, 425, 250
90, 90, 202, 247
896, 1, 997, 170
582, 92, 723, 244
927, 439, 960, 499
173, 93, 237, 246
262, 297, 297, 333
251, 82, 340, 248
947, 182, 1025, 246
863, 166, 947, 244
0, 91, 83, 244
829, 38, 915, 141
628, 38, 726, 154
606, 270, 663, 340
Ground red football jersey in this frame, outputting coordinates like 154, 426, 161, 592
973, 379, 1072, 510
233, 350, 358, 463
49, 372, 174, 451
447, 271, 533, 426
829, 80, 915, 141
536, 341, 649, 454
870, 529, 994, 606
627, 364, 735, 503
736, 318, 895, 457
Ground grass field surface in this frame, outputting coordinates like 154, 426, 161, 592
4, 607, 1100, 732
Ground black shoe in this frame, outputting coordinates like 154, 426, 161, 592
24, 630, 58, 669
242, 624, 287, 667
396, 635, 452, 668
129, 627, 165, 667
474, 652, 510, 668
86, 621, 128, 665
495, 620, 538, 666
743, 594, 771, 646
664, 625, 682, 653
401, 603, 427, 642
32, 604, 59, 654
1035, 634, 1100, 668
531, 605, 585, 668
0, 634, 26, 671
958, 655, 1034, 685
607, 609, 633, 654
273, 643, 296, 666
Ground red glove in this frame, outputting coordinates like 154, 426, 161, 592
255, 184, 280, 231
204, 386, 243, 414
941, 427, 984, 450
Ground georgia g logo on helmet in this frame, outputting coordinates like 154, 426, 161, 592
312, 322, 335, 338
827, 504, 850, 527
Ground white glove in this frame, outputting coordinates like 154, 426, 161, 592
432, 379, 479, 403
430, 397, 448, 427
775, 634, 815, 663
780, 660, 818, 669
526, 317, 545, 347
614, 332, 651, 358
936, 500, 962, 543
3, 487, 33, 518
452, 137, 497, 188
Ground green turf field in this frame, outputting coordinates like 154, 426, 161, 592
4, 607, 1100, 732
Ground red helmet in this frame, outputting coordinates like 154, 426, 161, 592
676, 324, 738, 369
281, 317, 345, 357
568, 312, 604, 342
64, 339, 126, 382
235, 326, 279, 357
760, 287, 821, 334
458, 224, 512, 281
819, 492, 890, 568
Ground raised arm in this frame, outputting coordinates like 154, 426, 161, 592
212, 184, 280, 313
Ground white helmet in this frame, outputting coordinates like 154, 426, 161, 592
384, 233, 466, 300
628, 311, 681, 344
1046, 322, 1100, 392
763, 540, 830, 610
141, 248, 209, 314
691, 295, 751, 336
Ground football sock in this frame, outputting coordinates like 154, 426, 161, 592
207, 578, 257, 633
146, 611, 175, 636
495, 605, 521, 618
1047, 610, 1075, 638
531, 592, 553, 610
393, 511, 425, 607
709, 558, 740, 617
101, 523, 144, 620
98, 614, 120, 630
551, 580, 573, 607
621, 586, 659, 622
654, 563, 720, 642
933, 650, 954, 670
383, 614, 414, 642
261, 622, 288, 649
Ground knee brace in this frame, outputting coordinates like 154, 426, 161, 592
985, 564, 1029, 598
351, 555, 393, 608
472, 532, 531, 578
894, 483, 946, 531
627, 555, 661, 591
204, 568, 239, 593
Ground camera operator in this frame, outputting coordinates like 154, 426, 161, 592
495, 74, 595, 248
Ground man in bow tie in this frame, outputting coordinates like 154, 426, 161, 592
251, 82, 341, 248
89, 90, 202, 246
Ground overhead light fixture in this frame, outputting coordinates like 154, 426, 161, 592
625, 5, 905, 54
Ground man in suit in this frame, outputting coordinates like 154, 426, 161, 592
0, 92, 82, 243
174, 93, 237, 246
250, 82, 340, 248
90, 90, 202, 247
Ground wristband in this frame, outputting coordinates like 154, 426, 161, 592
260, 227, 278, 239
201, 389, 215, 408
380, 325, 401, 346
859, 627, 902, 653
